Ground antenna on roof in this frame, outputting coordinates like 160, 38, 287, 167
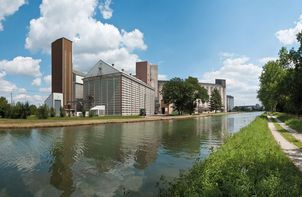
121, 69, 124, 72
112, 64, 114, 67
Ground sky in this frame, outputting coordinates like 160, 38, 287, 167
1, 0, 302, 106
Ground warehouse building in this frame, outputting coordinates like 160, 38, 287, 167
83, 60, 155, 115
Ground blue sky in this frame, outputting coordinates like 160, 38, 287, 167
1, 0, 302, 105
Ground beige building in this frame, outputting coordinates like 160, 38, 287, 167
83, 60, 155, 115
158, 79, 227, 114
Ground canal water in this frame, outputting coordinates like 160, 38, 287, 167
0, 112, 261, 196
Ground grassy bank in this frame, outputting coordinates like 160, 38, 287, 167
276, 113, 302, 133
272, 120, 302, 148
0, 112, 233, 129
160, 116, 302, 196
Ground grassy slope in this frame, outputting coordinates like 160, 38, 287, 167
277, 113, 302, 133
161, 116, 302, 196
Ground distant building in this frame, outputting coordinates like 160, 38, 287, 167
83, 60, 155, 115
136, 61, 159, 114
158, 79, 227, 114
227, 95, 234, 112
73, 70, 85, 111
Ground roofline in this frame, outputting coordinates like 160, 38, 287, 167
52, 37, 73, 44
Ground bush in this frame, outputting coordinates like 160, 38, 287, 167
6, 102, 30, 119
37, 104, 49, 119
60, 107, 65, 117
50, 107, 56, 117
160, 116, 302, 196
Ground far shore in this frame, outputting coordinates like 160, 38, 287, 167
0, 112, 241, 129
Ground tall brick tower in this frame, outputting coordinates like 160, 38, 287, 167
51, 37, 73, 107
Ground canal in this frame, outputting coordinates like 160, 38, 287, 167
0, 112, 261, 196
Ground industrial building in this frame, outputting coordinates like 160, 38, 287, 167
83, 60, 155, 115
227, 95, 234, 112
45, 37, 228, 116
158, 79, 227, 114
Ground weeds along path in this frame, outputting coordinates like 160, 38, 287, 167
272, 116, 302, 142
267, 116, 302, 171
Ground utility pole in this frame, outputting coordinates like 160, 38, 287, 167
10, 92, 13, 105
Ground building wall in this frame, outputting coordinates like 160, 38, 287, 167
121, 75, 155, 115
83, 74, 122, 115
51, 38, 73, 107
136, 61, 150, 85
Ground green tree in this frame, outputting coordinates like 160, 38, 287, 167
0, 97, 9, 118
50, 107, 56, 117
60, 107, 66, 117
257, 61, 285, 112
29, 104, 37, 116
162, 77, 187, 115
210, 88, 222, 112
184, 77, 209, 114
37, 104, 49, 119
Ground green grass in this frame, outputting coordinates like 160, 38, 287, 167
272, 121, 302, 148
159, 116, 302, 196
276, 113, 302, 133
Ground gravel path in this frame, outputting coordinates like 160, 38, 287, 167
272, 116, 302, 142
267, 116, 302, 171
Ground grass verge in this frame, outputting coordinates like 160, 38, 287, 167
276, 113, 302, 133
159, 116, 302, 196
272, 120, 302, 148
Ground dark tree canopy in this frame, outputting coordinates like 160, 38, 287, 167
258, 31, 302, 114
162, 76, 209, 115
209, 88, 222, 112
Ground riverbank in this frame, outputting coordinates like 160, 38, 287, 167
160, 116, 302, 196
0, 112, 234, 129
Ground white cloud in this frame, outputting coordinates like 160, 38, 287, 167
14, 94, 44, 105
0, 56, 41, 77
259, 57, 277, 65
39, 87, 51, 93
122, 29, 147, 51
201, 54, 262, 106
25, 0, 147, 73
158, 74, 168, 80
0, 71, 17, 94
43, 75, 51, 85
31, 78, 41, 87
276, 15, 302, 45
99, 0, 113, 19
0, 0, 26, 31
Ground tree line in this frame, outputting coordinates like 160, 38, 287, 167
258, 32, 302, 115
161, 76, 223, 114
0, 96, 67, 119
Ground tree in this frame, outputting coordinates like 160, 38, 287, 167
257, 61, 286, 112
0, 97, 9, 118
37, 104, 49, 119
162, 77, 187, 115
60, 107, 66, 117
162, 77, 209, 115
29, 104, 37, 116
50, 107, 56, 117
184, 77, 209, 114
210, 88, 222, 112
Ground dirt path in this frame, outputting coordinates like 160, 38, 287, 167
267, 116, 302, 171
272, 116, 302, 142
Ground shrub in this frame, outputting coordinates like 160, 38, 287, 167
37, 104, 49, 119
50, 107, 56, 117
60, 107, 65, 117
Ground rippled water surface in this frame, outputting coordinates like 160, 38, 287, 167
0, 112, 261, 196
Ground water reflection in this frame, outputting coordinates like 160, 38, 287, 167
0, 112, 261, 196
